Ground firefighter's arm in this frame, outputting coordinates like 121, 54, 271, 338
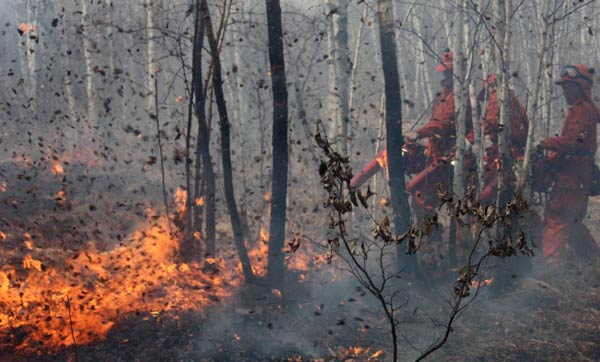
540, 119, 592, 154
349, 149, 386, 189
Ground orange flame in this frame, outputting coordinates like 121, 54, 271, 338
471, 277, 494, 288
0, 216, 244, 352
18, 22, 36, 34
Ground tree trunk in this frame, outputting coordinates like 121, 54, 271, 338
201, 0, 254, 282
518, 0, 552, 200
181, 0, 206, 261
376, 0, 418, 279
81, 0, 97, 124
493, 0, 513, 220
265, 0, 289, 287
326, 0, 350, 155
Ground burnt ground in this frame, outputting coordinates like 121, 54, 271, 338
1, 163, 599, 362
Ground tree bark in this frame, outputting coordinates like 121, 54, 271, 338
325, 0, 350, 155
376, 0, 417, 279
181, 0, 205, 261
265, 0, 289, 287
517, 0, 552, 200
201, 0, 254, 282
493, 0, 513, 220
81, 0, 97, 123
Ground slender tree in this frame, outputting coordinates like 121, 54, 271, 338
265, 0, 289, 286
376, 0, 418, 275
180, 0, 206, 261
201, 0, 254, 281
325, 0, 350, 155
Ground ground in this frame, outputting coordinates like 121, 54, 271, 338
1, 163, 599, 361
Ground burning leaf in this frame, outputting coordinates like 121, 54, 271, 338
52, 161, 64, 175
370, 350, 384, 359
23, 254, 43, 271
18, 22, 36, 35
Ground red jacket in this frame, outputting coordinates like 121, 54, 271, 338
481, 88, 528, 161
418, 80, 474, 161
541, 99, 598, 190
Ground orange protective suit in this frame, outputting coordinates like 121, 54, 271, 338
540, 64, 600, 260
406, 77, 475, 216
479, 77, 529, 203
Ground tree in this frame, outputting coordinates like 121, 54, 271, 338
376, 0, 418, 275
265, 0, 289, 287
324, 0, 350, 156
201, 0, 254, 282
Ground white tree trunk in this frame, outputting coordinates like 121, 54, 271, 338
518, 0, 552, 197
324, 0, 350, 155
146, 0, 157, 115
348, 3, 368, 122
452, 0, 468, 200
81, 0, 97, 123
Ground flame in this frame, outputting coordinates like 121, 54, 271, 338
175, 96, 184, 103
0, 216, 245, 353
18, 22, 36, 34
0, 231, 6, 240
259, 227, 269, 243
471, 277, 494, 288
51, 161, 64, 175
195, 197, 204, 206
0, 181, 6, 192
174, 188, 187, 216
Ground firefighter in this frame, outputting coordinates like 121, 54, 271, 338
539, 64, 600, 264
405, 50, 474, 220
478, 74, 529, 203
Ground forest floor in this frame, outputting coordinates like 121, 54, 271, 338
1, 163, 599, 362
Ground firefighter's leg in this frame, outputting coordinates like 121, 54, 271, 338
541, 191, 575, 262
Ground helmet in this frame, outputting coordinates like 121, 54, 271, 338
556, 64, 595, 100
435, 50, 453, 72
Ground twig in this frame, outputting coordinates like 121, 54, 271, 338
154, 75, 173, 234
66, 296, 79, 362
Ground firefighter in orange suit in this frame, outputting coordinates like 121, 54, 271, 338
405, 50, 474, 224
478, 74, 529, 203
539, 64, 600, 263
351, 50, 474, 214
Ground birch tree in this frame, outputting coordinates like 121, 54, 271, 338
325, 0, 350, 155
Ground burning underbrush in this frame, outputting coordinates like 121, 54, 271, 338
0, 215, 238, 353
0, 157, 339, 358
0, 211, 338, 356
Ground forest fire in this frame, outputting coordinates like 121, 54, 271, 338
4, 0, 600, 360
0, 199, 328, 354
0, 216, 239, 352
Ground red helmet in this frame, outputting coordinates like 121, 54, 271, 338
435, 50, 453, 72
556, 64, 595, 100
